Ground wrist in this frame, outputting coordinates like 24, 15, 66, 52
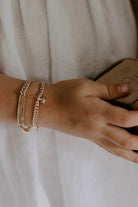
36, 82, 57, 128
11, 76, 56, 129
23, 81, 40, 127
24, 81, 55, 128
0, 73, 55, 129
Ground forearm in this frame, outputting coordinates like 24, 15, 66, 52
0, 73, 53, 128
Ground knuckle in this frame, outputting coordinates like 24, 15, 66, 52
119, 111, 130, 127
89, 105, 102, 120
105, 84, 112, 99
91, 113, 101, 121
79, 80, 91, 90
119, 138, 132, 149
73, 80, 88, 94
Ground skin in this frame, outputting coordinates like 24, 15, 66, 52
1, 73, 138, 163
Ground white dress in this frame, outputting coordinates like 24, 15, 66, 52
0, 0, 137, 206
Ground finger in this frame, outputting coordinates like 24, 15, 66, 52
103, 124, 138, 150
95, 137, 138, 163
94, 82, 130, 100
101, 100, 138, 128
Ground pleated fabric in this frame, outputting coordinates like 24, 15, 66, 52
0, 0, 137, 206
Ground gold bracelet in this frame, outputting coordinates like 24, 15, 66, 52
32, 81, 47, 131
17, 79, 33, 132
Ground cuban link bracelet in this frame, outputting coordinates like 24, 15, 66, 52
32, 81, 47, 131
17, 79, 33, 132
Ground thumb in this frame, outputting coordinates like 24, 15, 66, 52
97, 83, 130, 100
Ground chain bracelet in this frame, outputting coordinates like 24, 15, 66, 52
17, 79, 33, 132
32, 81, 47, 130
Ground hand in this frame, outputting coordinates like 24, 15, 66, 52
41, 78, 138, 163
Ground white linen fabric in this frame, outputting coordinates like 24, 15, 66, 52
0, 0, 138, 206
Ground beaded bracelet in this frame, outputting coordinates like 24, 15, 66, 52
32, 81, 47, 131
17, 79, 33, 132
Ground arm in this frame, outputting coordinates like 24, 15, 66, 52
1, 73, 138, 163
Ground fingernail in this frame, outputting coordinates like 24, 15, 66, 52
118, 84, 129, 93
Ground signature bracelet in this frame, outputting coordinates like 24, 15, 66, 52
32, 81, 47, 131
17, 79, 33, 132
